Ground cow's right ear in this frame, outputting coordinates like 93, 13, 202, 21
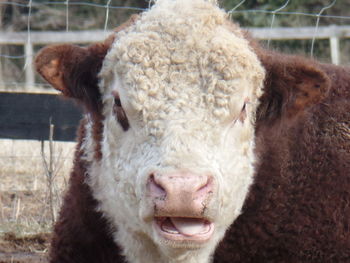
35, 14, 139, 112
35, 44, 89, 96
35, 40, 113, 113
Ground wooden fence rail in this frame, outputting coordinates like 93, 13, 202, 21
0, 92, 82, 141
1, 26, 350, 89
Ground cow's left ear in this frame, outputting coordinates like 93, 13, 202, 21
256, 50, 331, 123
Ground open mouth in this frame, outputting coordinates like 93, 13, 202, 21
154, 217, 214, 242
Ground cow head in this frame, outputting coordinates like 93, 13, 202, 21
35, 0, 330, 262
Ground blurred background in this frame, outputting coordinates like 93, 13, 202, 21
0, 0, 349, 92
0, 0, 349, 262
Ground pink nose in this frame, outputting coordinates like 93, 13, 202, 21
148, 172, 214, 217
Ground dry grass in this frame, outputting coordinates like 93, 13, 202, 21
0, 138, 75, 260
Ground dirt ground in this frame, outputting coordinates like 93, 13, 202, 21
0, 139, 75, 263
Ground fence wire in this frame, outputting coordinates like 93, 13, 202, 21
0, 0, 350, 90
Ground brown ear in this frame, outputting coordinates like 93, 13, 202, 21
35, 35, 114, 113
256, 50, 331, 123
35, 14, 139, 112
35, 44, 89, 96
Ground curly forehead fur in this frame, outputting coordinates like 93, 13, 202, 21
99, 0, 265, 133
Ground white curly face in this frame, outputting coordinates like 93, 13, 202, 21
84, 1, 265, 262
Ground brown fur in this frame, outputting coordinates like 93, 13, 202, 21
49, 119, 125, 262
35, 17, 350, 262
35, 16, 138, 262
214, 62, 350, 262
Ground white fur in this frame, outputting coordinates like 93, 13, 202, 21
80, 114, 95, 163
85, 0, 265, 262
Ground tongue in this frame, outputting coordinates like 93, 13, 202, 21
170, 217, 209, 236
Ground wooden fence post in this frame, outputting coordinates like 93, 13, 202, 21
330, 36, 340, 65
24, 42, 34, 90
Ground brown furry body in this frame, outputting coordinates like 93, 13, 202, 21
215, 63, 350, 262
35, 17, 350, 263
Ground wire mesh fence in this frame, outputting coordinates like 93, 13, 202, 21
0, 0, 350, 91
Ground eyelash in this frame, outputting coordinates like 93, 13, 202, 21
238, 101, 248, 123
241, 102, 246, 112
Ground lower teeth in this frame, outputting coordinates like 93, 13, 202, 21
164, 228, 180, 234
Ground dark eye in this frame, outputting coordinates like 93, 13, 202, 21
113, 93, 129, 131
114, 97, 122, 107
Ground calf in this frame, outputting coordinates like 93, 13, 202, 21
35, 0, 350, 262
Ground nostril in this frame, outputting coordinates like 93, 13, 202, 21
149, 174, 166, 197
197, 176, 214, 195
